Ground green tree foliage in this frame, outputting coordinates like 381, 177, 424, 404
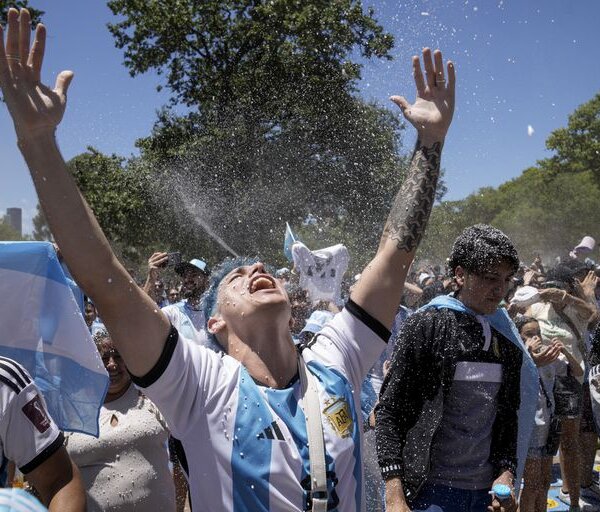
540, 93, 600, 179
420, 93, 600, 267
65, 149, 159, 259
0, 217, 23, 240
31, 203, 52, 240
63, 147, 220, 269
134, 98, 406, 268
105, 0, 406, 269
420, 168, 600, 266
107, 0, 393, 114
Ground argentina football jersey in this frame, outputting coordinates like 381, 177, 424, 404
132, 302, 388, 511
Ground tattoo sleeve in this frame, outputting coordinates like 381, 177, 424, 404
383, 140, 442, 252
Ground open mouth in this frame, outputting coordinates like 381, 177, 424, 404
249, 275, 277, 294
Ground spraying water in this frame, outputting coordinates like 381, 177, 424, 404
171, 179, 240, 258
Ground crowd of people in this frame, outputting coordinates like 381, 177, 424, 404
2, 6, 600, 512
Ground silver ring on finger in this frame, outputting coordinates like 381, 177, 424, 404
6, 54, 21, 63
435, 78, 446, 86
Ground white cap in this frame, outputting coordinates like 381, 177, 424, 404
510, 286, 541, 307
419, 272, 433, 286
575, 236, 596, 254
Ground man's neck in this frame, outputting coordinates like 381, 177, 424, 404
454, 291, 487, 316
227, 326, 297, 389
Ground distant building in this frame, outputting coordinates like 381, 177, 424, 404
6, 208, 22, 236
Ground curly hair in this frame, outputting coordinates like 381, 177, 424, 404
448, 224, 519, 276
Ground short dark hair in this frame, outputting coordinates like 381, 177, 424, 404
514, 315, 538, 333
448, 224, 519, 276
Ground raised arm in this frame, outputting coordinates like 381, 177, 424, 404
351, 48, 455, 328
0, 9, 169, 376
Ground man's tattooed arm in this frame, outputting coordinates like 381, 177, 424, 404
382, 140, 442, 252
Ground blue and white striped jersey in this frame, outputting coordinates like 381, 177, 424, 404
133, 303, 388, 511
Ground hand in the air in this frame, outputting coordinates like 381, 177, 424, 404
391, 47, 455, 145
148, 252, 169, 272
579, 271, 599, 302
0, 8, 73, 140
538, 287, 567, 305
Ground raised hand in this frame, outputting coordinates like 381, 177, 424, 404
148, 252, 169, 273
525, 335, 542, 354
523, 269, 537, 286
579, 271, 599, 303
391, 47, 455, 145
538, 287, 567, 305
0, 8, 73, 140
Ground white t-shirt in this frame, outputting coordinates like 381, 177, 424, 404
162, 300, 209, 347
65, 384, 175, 511
529, 302, 589, 381
0, 357, 63, 484
133, 303, 387, 511
292, 242, 349, 305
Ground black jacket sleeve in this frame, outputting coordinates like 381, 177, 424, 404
489, 332, 523, 477
375, 309, 447, 480
589, 323, 600, 368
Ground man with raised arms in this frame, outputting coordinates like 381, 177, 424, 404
0, 8, 454, 511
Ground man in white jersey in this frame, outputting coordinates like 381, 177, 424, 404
162, 258, 211, 346
0, 357, 85, 510
0, 8, 454, 510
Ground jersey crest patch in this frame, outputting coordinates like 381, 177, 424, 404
323, 397, 352, 438
22, 395, 51, 433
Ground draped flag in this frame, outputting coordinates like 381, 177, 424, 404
0, 242, 108, 436
283, 222, 297, 263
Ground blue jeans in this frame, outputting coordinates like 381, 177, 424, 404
412, 482, 491, 512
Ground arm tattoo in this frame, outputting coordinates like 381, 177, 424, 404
383, 140, 442, 252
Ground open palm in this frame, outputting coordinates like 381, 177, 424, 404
391, 48, 455, 144
0, 8, 73, 139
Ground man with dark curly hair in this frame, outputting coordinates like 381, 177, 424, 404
377, 224, 538, 512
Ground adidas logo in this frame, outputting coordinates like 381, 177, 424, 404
257, 421, 285, 441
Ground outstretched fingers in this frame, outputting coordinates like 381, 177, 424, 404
412, 55, 426, 97
29, 24, 46, 82
0, 25, 8, 81
55, 70, 74, 98
18, 8, 31, 63
433, 50, 445, 88
5, 8, 19, 71
422, 47, 436, 90
446, 60, 456, 95
390, 95, 411, 114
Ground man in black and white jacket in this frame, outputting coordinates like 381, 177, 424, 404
377, 225, 536, 512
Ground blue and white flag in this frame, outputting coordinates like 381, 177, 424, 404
283, 222, 297, 263
0, 242, 108, 436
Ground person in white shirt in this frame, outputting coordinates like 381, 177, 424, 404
0, 357, 85, 511
162, 258, 211, 347
65, 333, 177, 512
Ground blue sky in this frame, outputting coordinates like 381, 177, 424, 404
2, 0, 600, 234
